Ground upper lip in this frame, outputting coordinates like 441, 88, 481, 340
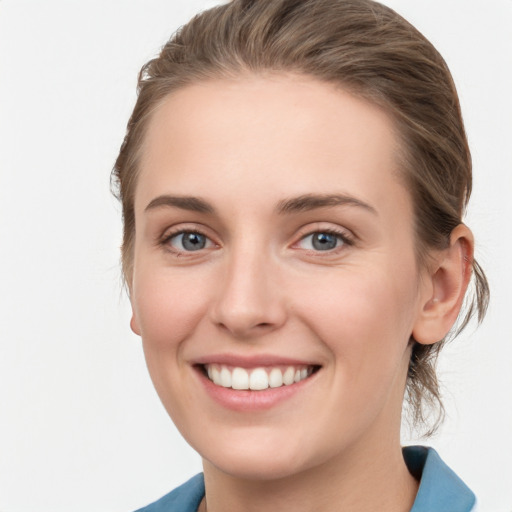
192, 353, 321, 368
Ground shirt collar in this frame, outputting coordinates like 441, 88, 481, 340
404, 446, 476, 512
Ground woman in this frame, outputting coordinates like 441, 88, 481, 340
112, 1, 489, 510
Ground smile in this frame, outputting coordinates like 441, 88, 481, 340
203, 364, 317, 390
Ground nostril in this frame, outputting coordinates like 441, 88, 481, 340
213, 315, 283, 338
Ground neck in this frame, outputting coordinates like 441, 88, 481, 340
201, 437, 418, 512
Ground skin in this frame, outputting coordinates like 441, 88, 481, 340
129, 74, 473, 512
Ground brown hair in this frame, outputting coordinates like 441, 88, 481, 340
112, 0, 489, 435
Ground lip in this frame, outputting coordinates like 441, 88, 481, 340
192, 354, 321, 412
193, 353, 319, 368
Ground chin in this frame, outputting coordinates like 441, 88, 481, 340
205, 452, 310, 482
196, 430, 332, 482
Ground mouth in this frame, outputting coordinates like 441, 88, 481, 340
198, 363, 321, 391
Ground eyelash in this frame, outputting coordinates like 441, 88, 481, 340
159, 227, 354, 256
294, 228, 354, 254
160, 228, 215, 256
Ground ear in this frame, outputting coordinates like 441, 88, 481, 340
126, 271, 141, 336
412, 224, 474, 345
130, 309, 141, 336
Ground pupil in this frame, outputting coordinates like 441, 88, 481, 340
312, 233, 337, 251
182, 233, 206, 251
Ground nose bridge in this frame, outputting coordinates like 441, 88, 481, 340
211, 235, 285, 337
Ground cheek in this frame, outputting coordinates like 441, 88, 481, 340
132, 265, 211, 352
292, 264, 420, 373
131, 265, 216, 425
292, 268, 419, 435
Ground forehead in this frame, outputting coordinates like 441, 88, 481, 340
136, 74, 409, 220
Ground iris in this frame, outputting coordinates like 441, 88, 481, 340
311, 232, 338, 251
173, 232, 207, 251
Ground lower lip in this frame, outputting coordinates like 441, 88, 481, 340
195, 368, 318, 412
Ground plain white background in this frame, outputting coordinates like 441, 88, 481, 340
0, 1, 511, 510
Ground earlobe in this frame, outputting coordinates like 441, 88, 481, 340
130, 312, 141, 336
412, 224, 474, 345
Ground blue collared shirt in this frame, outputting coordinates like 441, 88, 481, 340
134, 446, 476, 512
404, 446, 476, 511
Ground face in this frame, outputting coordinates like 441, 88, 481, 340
130, 75, 432, 480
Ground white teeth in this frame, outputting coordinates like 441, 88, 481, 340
283, 366, 295, 385
231, 367, 249, 390
220, 367, 232, 388
205, 364, 314, 390
211, 366, 221, 385
249, 368, 268, 390
268, 367, 283, 388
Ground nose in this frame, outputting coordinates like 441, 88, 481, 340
210, 246, 287, 339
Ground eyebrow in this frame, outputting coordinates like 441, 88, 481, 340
277, 194, 377, 215
145, 195, 215, 214
144, 193, 377, 216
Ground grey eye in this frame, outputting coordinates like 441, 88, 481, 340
298, 232, 343, 251
311, 233, 338, 250
170, 232, 209, 251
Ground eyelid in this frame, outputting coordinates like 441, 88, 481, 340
156, 222, 355, 256
292, 224, 355, 252
158, 223, 219, 255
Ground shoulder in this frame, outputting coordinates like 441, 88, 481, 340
404, 446, 477, 512
133, 474, 205, 512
